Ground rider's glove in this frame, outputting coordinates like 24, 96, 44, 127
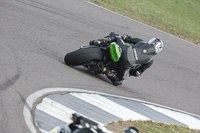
109, 32, 121, 41
121, 34, 128, 40
122, 34, 133, 42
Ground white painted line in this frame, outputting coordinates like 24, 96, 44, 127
38, 97, 105, 126
37, 97, 73, 123
71, 93, 149, 121
84, 0, 199, 47
144, 104, 200, 129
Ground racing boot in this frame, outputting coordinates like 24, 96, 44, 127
106, 74, 122, 86
103, 68, 122, 86
89, 40, 100, 46
89, 38, 111, 46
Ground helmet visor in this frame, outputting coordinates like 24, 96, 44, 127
148, 38, 163, 53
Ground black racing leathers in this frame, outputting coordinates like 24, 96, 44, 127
123, 34, 155, 78
90, 32, 156, 82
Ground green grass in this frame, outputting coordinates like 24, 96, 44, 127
88, 0, 200, 45
106, 120, 200, 133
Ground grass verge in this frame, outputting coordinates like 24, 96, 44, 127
106, 120, 200, 133
88, 0, 200, 45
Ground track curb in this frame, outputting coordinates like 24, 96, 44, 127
23, 87, 200, 133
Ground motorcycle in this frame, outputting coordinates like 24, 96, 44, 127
64, 41, 123, 75
64, 37, 143, 86
64, 38, 140, 76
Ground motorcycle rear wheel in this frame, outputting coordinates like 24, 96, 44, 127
64, 47, 103, 66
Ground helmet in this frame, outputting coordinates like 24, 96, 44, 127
148, 38, 163, 54
122, 127, 140, 133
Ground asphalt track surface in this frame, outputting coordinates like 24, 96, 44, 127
0, 0, 200, 132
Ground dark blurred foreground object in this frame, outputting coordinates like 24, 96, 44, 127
50, 113, 140, 133
122, 127, 140, 133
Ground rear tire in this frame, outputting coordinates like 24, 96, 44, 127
64, 47, 103, 66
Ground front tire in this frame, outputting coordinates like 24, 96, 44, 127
64, 47, 103, 66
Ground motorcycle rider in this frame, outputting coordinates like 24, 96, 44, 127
90, 32, 164, 86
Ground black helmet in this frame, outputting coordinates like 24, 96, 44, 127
122, 127, 140, 133
148, 37, 164, 54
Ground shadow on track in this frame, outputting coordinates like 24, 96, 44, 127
61, 62, 112, 85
